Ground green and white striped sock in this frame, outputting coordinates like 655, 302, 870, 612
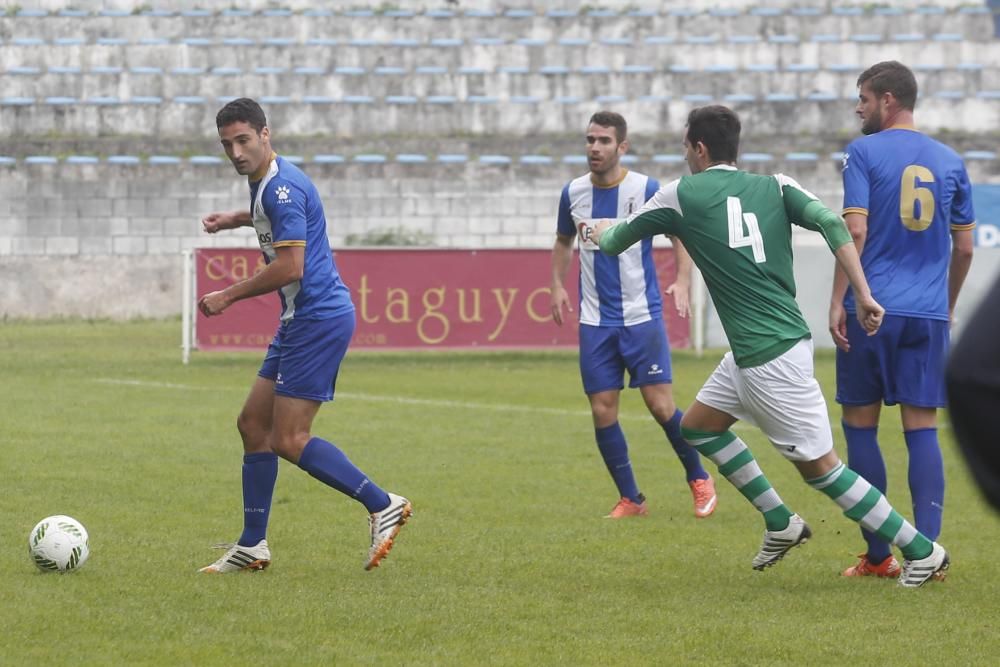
807, 462, 933, 560
682, 428, 793, 531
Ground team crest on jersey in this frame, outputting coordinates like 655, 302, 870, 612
276, 185, 291, 203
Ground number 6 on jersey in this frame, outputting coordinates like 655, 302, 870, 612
727, 196, 767, 263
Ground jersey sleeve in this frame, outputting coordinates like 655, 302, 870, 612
599, 179, 682, 255
556, 184, 575, 237
261, 177, 307, 248
949, 164, 977, 230
644, 176, 661, 203
841, 139, 871, 217
777, 174, 852, 252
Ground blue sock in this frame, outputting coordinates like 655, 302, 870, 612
297, 437, 390, 513
660, 409, 709, 482
238, 452, 278, 547
842, 422, 892, 564
904, 428, 945, 541
595, 422, 641, 503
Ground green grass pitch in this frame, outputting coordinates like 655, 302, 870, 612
2, 319, 998, 665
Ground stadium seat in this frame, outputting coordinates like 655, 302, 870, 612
293, 67, 325, 75
620, 156, 638, 165
599, 37, 633, 46
747, 64, 778, 72
374, 67, 407, 75
644, 36, 675, 45
354, 154, 387, 163
964, 151, 997, 160
437, 154, 468, 163
190, 156, 224, 165
131, 96, 163, 105
932, 34, 964, 41
540, 66, 571, 75
786, 152, 819, 162
683, 94, 713, 103
832, 7, 864, 16
547, 9, 577, 18
511, 96, 542, 104
49, 66, 82, 74
559, 37, 590, 46
786, 64, 819, 72
458, 66, 489, 74
724, 94, 757, 103
212, 67, 243, 76
468, 96, 499, 104
148, 156, 181, 165
396, 154, 429, 163
520, 155, 553, 165
0, 97, 34, 106
465, 9, 496, 17
431, 38, 463, 47
594, 95, 626, 104
415, 66, 447, 74
806, 92, 839, 101
579, 65, 612, 74
91, 67, 124, 75
426, 96, 458, 104
621, 65, 656, 74
874, 7, 904, 15
741, 153, 774, 162
516, 38, 548, 47
263, 38, 295, 46
54, 38, 85, 46
223, 38, 255, 46
259, 96, 291, 105
707, 65, 738, 73
685, 36, 719, 44
25, 156, 59, 164
66, 156, 100, 165
45, 97, 77, 105
174, 96, 206, 104
562, 155, 588, 165
750, 7, 784, 16
474, 37, 506, 46
334, 67, 365, 75
499, 66, 530, 74
312, 155, 346, 164
729, 35, 761, 44
766, 93, 799, 102
587, 9, 619, 17
769, 35, 800, 44
87, 97, 122, 106
810, 34, 840, 42
386, 96, 418, 104
653, 154, 685, 163
792, 7, 822, 15
171, 67, 207, 75
303, 96, 336, 104
343, 96, 374, 104
131, 66, 163, 75
891, 33, 925, 42
976, 91, 1000, 99
555, 96, 582, 104
851, 34, 882, 43
426, 9, 455, 18
306, 38, 338, 46
180, 37, 212, 47
108, 155, 141, 165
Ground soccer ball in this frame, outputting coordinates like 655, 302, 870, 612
28, 515, 90, 573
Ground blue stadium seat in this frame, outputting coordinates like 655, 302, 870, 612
262, 9, 292, 17
180, 38, 212, 46
49, 66, 82, 74
957, 63, 984, 71
223, 38, 255, 46
26, 156, 59, 164
851, 34, 882, 43
131, 66, 163, 75
653, 154, 685, 164
976, 91, 1000, 99
131, 96, 163, 105
917, 7, 946, 14
283, 155, 304, 164
374, 66, 407, 75
562, 155, 588, 165
766, 93, 799, 102
465, 9, 496, 17
932, 34, 963, 41
516, 38, 548, 47
425, 9, 455, 18
1, 97, 34, 106
99, 10, 129, 17
600, 37, 633, 46
729, 35, 761, 44
306, 38, 338, 46
556, 96, 582, 104
540, 65, 571, 75
683, 94, 713, 103
54, 38, 85, 46
474, 37, 506, 46
827, 64, 858, 73
806, 92, 839, 101
45, 97, 77, 105
710, 8, 741, 17
587, 9, 619, 17
579, 65, 612, 74
334, 66, 365, 75
426, 96, 458, 104
768, 35, 800, 44
139, 38, 169, 46
212, 67, 243, 76
437, 154, 468, 163
594, 95, 626, 104
964, 150, 997, 160
724, 94, 757, 103
638, 95, 671, 103
786, 152, 819, 162
312, 155, 346, 164
171, 67, 207, 75
547, 9, 577, 18
479, 155, 512, 165
831, 7, 863, 16
520, 155, 553, 165
459, 66, 488, 74
221, 8, 253, 16
354, 154, 387, 163
386, 96, 418, 104
349, 38, 379, 47
620, 156, 638, 165
741, 153, 774, 163
67, 156, 100, 165
342, 9, 374, 17
174, 96, 207, 104
91, 66, 124, 74
263, 38, 295, 46
303, 96, 336, 104
626, 9, 657, 17
685, 36, 719, 45
431, 38, 463, 47
58, 9, 88, 16
810, 34, 840, 42
87, 97, 122, 106
343, 96, 374, 104
16, 10, 47, 18
787, 64, 819, 72
468, 95, 499, 104
670, 65, 695, 73
747, 64, 778, 72
499, 66, 530, 74
791, 8, 822, 16
260, 96, 291, 105
396, 154, 429, 163
511, 96, 541, 104
190, 156, 224, 165
750, 7, 784, 16
558, 37, 590, 47
384, 9, 415, 17
415, 66, 447, 74
621, 65, 656, 74
644, 36, 675, 45
293, 67, 325, 75
148, 156, 181, 165
892, 33, 925, 42
8, 66, 42, 75
180, 9, 211, 17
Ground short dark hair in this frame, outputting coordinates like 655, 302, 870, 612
588, 110, 627, 143
216, 97, 267, 133
857, 61, 918, 111
685, 106, 741, 163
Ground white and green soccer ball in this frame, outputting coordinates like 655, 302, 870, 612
28, 515, 90, 573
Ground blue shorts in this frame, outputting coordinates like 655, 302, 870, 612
835, 314, 949, 408
579, 318, 673, 395
258, 311, 355, 402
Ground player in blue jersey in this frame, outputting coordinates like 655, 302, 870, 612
196, 98, 411, 573
550, 111, 716, 519
829, 62, 975, 578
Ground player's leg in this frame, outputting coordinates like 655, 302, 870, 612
199, 342, 282, 573
748, 340, 946, 586
680, 352, 796, 541
895, 317, 950, 543
837, 315, 895, 575
581, 324, 645, 516
275, 313, 410, 570
626, 320, 713, 516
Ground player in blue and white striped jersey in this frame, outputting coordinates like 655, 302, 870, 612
550, 111, 716, 519
196, 98, 411, 574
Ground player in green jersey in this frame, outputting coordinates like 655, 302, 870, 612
592, 105, 949, 587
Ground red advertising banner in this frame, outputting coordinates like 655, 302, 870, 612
194, 248, 690, 351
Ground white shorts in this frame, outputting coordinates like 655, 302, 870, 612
695, 338, 833, 462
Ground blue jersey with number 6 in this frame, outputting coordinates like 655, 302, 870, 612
841, 128, 976, 321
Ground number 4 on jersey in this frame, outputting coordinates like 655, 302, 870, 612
727, 196, 766, 263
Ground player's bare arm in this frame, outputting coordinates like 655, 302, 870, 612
833, 241, 883, 336
664, 235, 692, 319
202, 209, 253, 234
829, 211, 869, 351
947, 227, 975, 324
198, 244, 305, 317
550, 233, 576, 326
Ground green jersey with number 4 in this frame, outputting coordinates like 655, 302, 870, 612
599, 165, 852, 368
